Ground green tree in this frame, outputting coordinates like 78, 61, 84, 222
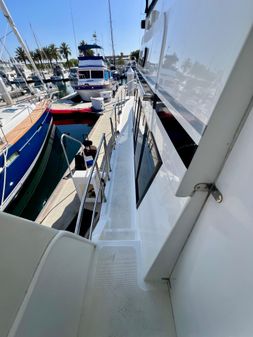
67, 58, 78, 67
34, 48, 44, 69
59, 42, 71, 68
130, 49, 140, 61
15, 47, 27, 64
48, 44, 61, 63
117, 52, 125, 66
78, 40, 94, 56
42, 46, 53, 67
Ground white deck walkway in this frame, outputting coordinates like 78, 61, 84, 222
78, 245, 176, 337
94, 97, 137, 241
79, 98, 177, 337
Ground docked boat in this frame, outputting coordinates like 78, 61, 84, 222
0, 1, 55, 210
0, 62, 16, 84
1, 0, 253, 337
74, 44, 112, 101
0, 98, 52, 210
68, 66, 78, 81
50, 64, 69, 81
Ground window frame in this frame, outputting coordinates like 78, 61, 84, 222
133, 102, 162, 207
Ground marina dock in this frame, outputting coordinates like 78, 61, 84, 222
36, 86, 126, 229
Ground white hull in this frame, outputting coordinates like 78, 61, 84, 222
77, 88, 108, 101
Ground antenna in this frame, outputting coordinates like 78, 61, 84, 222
69, 0, 78, 58
108, 0, 116, 66
92, 32, 97, 44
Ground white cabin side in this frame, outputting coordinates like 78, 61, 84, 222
136, 0, 253, 335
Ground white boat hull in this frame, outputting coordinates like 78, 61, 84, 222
76, 85, 111, 101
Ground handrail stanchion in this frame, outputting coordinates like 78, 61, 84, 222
103, 135, 111, 178
114, 104, 117, 133
110, 117, 115, 149
75, 134, 105, 235
95, 160, 106, 202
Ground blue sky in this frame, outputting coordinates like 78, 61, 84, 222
0, 0, 145, 60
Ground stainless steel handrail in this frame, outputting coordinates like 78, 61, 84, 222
75, 133, 108, 236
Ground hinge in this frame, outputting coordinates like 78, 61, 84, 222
194, 183, 223, 203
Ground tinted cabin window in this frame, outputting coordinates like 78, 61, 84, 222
79, 70, 90, 79
134, 103, 162, 206
156, 103, 197, 168
91, 71, 103, 79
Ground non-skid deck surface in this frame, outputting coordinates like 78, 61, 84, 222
78, 245, 177, 337
0, 100, 49, 151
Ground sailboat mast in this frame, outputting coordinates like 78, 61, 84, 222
0, 0, 46, 90
108, 0, 116, 66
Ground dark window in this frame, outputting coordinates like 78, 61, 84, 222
79, 70, 90, 79
134, 104, 162, 206
91, 71, 103, 79
156, 102, 197, 168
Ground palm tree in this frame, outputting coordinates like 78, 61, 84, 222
15, 47, 27, 64
34, 48, 44, 69
30, 51, 37, 65
48, 44, 61, 63
42, 46, 52, 67
59, 42, 71, 68
78, 40, 94, 56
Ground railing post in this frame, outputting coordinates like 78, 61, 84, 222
103, 134, 111, 178
114, 104, 117, 133
75, 132, 112, 237
110, 117, 115, 149
95, 159, 106, 203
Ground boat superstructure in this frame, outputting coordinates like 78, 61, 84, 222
74, 44, 111, 101
0, 0, 253, 336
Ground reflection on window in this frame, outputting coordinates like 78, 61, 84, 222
91, 71, 103, 79
134, 102, 162, 206
79, 70, 90, 79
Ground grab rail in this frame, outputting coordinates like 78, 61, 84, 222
75, 133, 111, 237
60, 134, 88, 179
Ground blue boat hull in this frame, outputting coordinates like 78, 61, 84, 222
0, 109, 52, 209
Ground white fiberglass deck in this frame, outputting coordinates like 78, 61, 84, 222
94, 98, 137, 241
78, 245, 176, 337
79, 98, 176, 336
